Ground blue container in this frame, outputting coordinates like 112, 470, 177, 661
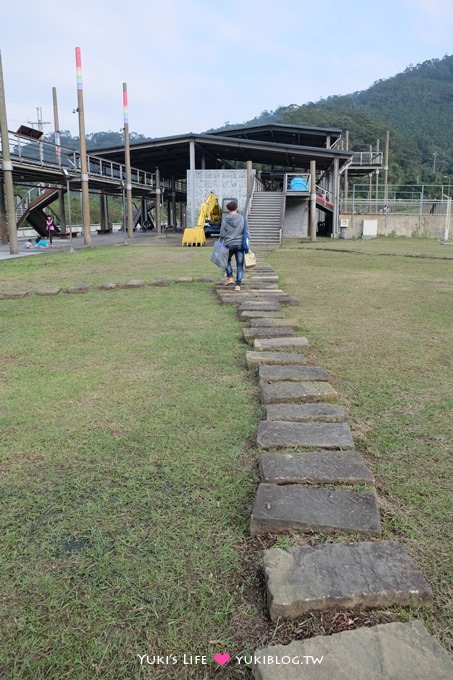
289, 177, 308, 191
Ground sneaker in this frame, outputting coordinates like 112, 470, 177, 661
224, 277, 234, 286
234, 285, 241, 291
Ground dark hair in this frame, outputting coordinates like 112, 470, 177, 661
226, 200, 238, 212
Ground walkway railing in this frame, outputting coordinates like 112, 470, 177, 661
2, 131, 155, 188
343, 184, 453, 215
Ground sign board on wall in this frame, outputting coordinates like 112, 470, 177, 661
362, 219, 378, 238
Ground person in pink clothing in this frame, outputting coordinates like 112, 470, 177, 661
46, 215, 56, 244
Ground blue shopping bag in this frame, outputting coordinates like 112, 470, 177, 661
210, 239, 229, 269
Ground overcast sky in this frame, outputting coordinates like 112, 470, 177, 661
1, 0, 452, 140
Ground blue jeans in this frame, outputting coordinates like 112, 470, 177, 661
226, 247, 244, 285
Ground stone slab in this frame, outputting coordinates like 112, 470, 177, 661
254, 337, 309, 352
238, 310, 285, 320
266, 403, 348, 422
247, 282, 279, 289
259, 450, 375, 485
123, 279, 145, 288
243, 327, 295, 343
148, 279, 170, 286
250, 275, 278, 281
67, 285, 90, 294
97, 282, 117, 290
246, 352, 308, 369
250, 483, 381, 536
36, 286, 62, 296
250, 318, 300, 328
239, 301, 281, 312
263, 541, 433, 620
2, 289, 32, 299
259, 365, 330, 383
257, 421, 354, 449
252, 621, 452, 679
260, 382, 338, 404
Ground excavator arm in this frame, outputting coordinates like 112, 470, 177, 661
182, 192, 221, 246
196, 192, 221, 228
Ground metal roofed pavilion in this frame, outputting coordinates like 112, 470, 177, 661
92, 124, 352, 179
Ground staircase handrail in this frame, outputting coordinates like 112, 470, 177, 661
15, 185, 55, 221
316, 185, 334, 205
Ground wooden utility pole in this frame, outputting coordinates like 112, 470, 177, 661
52, 86, 66, 231
0, 50, 18, 254
155, 166, 162, 233
75, 47, 92, 245
123, 83, 134, 238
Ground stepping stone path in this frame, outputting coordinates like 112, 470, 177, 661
250, 483, 381, 537
246, 351, 308, 369
254, 337, 310, 352
260, 381, 338, 404
257, 420, 354, 449
250, 317, 300, 327
259, 450, 375, 485
212, 254, 449, 676
263, 541, 432, 619
253, 621, 452, 679
266, 402, 348, 422
243, 327, 295, 343
259, 364, 329, 382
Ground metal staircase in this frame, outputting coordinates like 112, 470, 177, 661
247, 191, 284, 245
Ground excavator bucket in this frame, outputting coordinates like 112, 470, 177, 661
182, 226, 206, 246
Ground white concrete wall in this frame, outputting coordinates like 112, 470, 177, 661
186, 170, 249, 226
339, 214, 448, 239
283, 197, 309, 238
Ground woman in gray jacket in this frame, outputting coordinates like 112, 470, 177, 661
219, 200, 245, 291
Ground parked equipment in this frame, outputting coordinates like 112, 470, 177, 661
182, 192, 222, 246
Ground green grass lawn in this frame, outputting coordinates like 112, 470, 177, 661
269, 238, 452, 651
0, 238, 451, 678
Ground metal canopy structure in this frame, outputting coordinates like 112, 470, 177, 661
211, 122, 344, 148
92, 124, 352, 179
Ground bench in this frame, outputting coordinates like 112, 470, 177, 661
58, 232, 78, 239
96, 229, 112, 235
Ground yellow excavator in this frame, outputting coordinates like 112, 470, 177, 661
182, 192, 222, 246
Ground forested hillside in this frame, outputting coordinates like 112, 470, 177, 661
214, 55, 453, 185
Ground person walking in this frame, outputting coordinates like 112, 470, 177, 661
46, 215, 56, 244
219, 200, 245, 291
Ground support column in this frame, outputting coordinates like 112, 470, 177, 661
155, 167, 162, 233
189, 140, 196, 227
309, 160, 317, 242
0, 50, 18, 254
0, 183, 8, 244
171, 177, 176, 227
247, 160, 253, 198
52, 86, 66, 232
332, 158, 340, 238
99, 193, 109, 230
343, 130, 349, 207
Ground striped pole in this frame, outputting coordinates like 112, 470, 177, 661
75, 47, 92, 244
123, 83, 133, 238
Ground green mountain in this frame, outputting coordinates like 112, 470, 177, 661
217, 55, 453, 185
